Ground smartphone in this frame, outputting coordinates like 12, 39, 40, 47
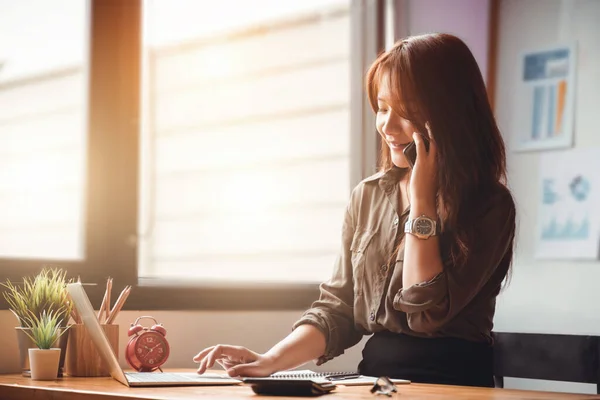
402, 134, 430, 168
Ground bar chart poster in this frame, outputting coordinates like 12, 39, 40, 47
514, 44, 577, 152
535, 149, 600, 260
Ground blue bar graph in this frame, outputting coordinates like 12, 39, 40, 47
532, 86, 545, 140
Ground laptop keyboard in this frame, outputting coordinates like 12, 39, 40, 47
125, 372, 211, 383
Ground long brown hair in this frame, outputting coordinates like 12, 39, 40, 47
366, 33, 508, 267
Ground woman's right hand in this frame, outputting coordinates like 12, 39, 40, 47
193, 344, 278, 377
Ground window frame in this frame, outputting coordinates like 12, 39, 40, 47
0, 0, 387, 311
0, 0, 141, 309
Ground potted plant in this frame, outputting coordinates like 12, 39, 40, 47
24, 310, 68, 380
2, 267, 73, 376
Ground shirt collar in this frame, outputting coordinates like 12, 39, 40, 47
363, 166, 408, 192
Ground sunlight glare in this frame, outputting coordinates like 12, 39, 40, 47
219, 172, 278, 214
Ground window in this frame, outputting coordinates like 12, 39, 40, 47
0, 0, 139, 308
140, 0, 352, 283
0, 0, 386, 310
0, 0, 88, 259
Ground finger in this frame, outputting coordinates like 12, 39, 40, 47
425, 122, 437, 159
193, 346, 215, 363
195, 348, 216, 374
197, 357, 208, 374
205, 345, 227, 371
216, 359, 227, 370
227, 361, 264, 378
220, 360, 238, 369
412, 132, 427, 162
197, 345, 225, 373
198, 351, 222, 373
197, 354, 212, 374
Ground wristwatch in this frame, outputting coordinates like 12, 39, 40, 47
404, 215, 437, 239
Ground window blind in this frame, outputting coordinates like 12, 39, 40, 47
0, 0, 87, 260
140, 1, 351, 283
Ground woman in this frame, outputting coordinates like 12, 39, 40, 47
193, 33, 516, 388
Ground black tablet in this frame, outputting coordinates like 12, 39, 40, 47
242, 378, 336, 396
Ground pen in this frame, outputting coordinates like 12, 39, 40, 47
326, 373, 361, 381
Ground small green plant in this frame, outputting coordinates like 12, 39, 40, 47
1, 267, 73, 328
23, 310, 67, 350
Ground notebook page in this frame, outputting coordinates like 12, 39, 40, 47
269, 370, 410, 386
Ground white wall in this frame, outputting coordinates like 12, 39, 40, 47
493, 0, 600, 394
401, 0, 491, 85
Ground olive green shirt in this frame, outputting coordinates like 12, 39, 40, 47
293, 167, 516, 365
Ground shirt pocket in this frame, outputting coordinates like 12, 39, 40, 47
350, 230, 376, 296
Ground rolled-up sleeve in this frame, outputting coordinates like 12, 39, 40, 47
293, 199, 363, 364
393, 190, 516, 333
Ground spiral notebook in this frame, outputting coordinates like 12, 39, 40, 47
269, 370, 410, 386
271, 370, 357, 379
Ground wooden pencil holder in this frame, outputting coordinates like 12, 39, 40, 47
65, 324, 119, 377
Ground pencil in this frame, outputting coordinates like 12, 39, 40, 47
106, 285, 131, 324
105, 278, 112, 322
98, 279, 108, 322
106, 285, 130, 324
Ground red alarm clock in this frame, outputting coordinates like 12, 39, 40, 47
125, 316, 170, 372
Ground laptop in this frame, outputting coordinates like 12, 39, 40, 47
66, 282, 242, 387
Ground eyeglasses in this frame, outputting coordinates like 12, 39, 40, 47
370, 376, 397, 396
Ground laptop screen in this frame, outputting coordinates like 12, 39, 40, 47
66, 282, 129, 386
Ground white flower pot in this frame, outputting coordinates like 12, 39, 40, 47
16, 327, 69, 377
28, 348, 61, 380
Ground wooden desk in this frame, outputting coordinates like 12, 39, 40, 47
0, 371, 596, 400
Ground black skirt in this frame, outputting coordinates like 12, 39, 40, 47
357, 331, 494, 387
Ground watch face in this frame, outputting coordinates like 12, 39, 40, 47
134, 331, 169, 368
415, 218, 434, 235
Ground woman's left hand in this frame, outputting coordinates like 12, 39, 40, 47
409, 123, 438, 206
